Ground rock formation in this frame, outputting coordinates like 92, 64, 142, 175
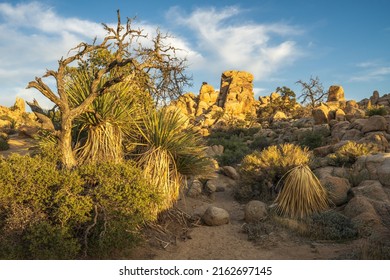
217, 70, 256, 118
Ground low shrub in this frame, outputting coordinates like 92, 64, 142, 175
241, 143, 311, 184
208, 132, 251, 166
366, 106, 388, 116
299, 131, 325, 150
237, 143, 311, 202
327, 141, 378, 167
0, 137, 9, 151
0, 154, 159, 259
306, 211, 357, 240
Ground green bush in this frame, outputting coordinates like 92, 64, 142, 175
307, 211, 358, 240
25, 221, 81, 259
299, 131, 325, 150
0, 137, 9, 151
327, 141, 378, 167
207, 128, 259, 165
0, 154, 159, 259
367, 106, 388, 116
248, 135, 270, 150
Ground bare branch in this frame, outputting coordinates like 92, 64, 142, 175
26, 77, 61, 105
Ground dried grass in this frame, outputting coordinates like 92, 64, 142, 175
273, 165, 329, 219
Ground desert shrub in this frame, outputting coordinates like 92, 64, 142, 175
78, 161, 158, 223
241, 143, 311, 184
0, 154, 158, 259
0, 137, 9, 151
0, 132, 8, 140
237, 143, 311, 202
207, 132, 251, 166
24, 221, 81, 259
366, 106, 388, 116
273, 165, 329, 219
327, 141, 378, 167
306, 211, 357, 240
299, 131, 325, 150
248, 135, 271, 150
0, 154, 84, 259
358, 237, 390, 259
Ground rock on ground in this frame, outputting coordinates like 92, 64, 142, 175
244, 200, 268, 223
202, 206, 230, 226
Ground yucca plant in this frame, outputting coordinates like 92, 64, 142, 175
131, 108, 213, 213
273, 165, 329, 219
66, 68, 144, 164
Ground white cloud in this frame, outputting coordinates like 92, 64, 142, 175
350, 61, 390, 82
0, 2, 204, 107
167, 6, 304, 81
0, 3, 304, 108
0, 2, 107, 107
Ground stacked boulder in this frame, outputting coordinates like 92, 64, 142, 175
167, 70, 257, 135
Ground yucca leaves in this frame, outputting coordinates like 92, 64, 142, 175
273, 165, 329, 219
131, 108, 213, 212
65, 68, 140, 164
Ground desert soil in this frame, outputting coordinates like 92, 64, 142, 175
131, 180, 360, 260
0, 134, 37, 157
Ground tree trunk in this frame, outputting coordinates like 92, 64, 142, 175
59, 115, 77, 168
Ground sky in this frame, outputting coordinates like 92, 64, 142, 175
0, 0, 390, 109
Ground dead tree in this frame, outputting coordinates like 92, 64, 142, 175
296, 76, 327, 108
26, 10, 190, 168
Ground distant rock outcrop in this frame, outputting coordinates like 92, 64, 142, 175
327, 85, 345, 102
166, 70, 257, 135
217, 70, 256, 118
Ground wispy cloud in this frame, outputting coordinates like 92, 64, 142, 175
167, 6, 304, 81
0, 2, 105, 107
350, 61, 390, 82
0, 3, 304, 108
0, 2, 201, 107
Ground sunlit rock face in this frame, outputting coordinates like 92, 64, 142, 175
217, 70, 256, 119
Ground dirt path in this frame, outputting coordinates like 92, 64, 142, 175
133, 181, 359, 260
0, 134, 37, 157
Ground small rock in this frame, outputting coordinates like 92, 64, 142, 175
187, 179, 203, 198
244, 200, 268, 223
204, 181, 217, 194
202, 206, 230, 226
221, 166, 240, 180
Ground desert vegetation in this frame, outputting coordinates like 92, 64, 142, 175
1, 11, 390, 260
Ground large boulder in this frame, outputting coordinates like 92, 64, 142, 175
351, 153, 390, 186
327, 85, 345, 102
361, 115, 388, 134
351, 180, 389, 203
370, 90, 380, 105
202, 206, 230, 226
312, 103, 330, 125
320, 176, 351, 206
217, 70, 256, 118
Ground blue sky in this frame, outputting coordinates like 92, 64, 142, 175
0, 0, 389, 108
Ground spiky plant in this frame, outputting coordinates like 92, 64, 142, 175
66, 69, 145, 164
273, 165, 329, 219
131, 108, 213, 213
